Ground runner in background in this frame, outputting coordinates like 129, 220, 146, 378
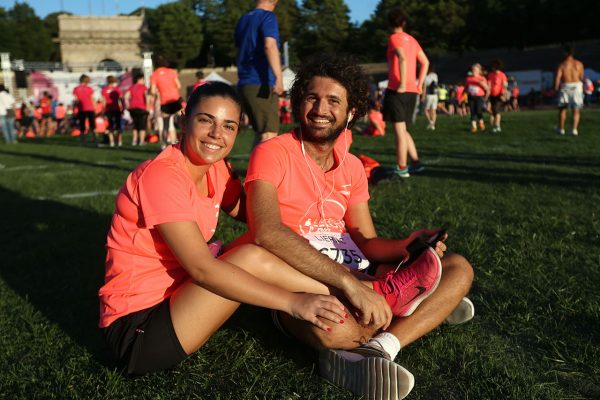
554, 45, 584, 136
150, 55, 183, 149
73, 74, 96, 145
465, 63, 489, 133
486, 59, 508, 132
382, 7, 429, 178
437, 84, 449, 115
455, 82, 466, 116
423, 66, 438, 130
235, 0, 284, 149
102, 75, 124, 147
54, 102, 66, 135
39, 91, 53, 137
125, 72, 150, 146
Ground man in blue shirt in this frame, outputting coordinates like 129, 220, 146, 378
235, 0, 284, 148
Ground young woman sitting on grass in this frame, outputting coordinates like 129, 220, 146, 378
98, 82, 347, 375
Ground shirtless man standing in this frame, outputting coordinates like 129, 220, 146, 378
554, 46, 584, 136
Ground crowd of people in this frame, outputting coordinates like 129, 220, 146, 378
361, 49, 598, 141
364, 64, 524, 137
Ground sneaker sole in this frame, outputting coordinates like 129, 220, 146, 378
319, 350, 415, 400
400, 247, 443, 317
446, 297, 475, 325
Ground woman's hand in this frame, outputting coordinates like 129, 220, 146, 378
405, 228, 448, 259
288, 293, 348, 332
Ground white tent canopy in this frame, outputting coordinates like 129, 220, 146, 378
204, 71, 232, 85
282, 67, 296, 92
584, 68, 600, 81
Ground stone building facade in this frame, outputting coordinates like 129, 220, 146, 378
57, 15, 144, 71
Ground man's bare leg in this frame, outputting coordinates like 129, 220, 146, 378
559, 108, 567, 131
572, 109, 581, 133
394, 122, 408, 168
278, 253, 473, 351
405, 130, 419, 164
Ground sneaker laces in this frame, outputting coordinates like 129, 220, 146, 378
380, 269, 415, 296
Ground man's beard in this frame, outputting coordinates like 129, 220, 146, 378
299, 119, 347, 144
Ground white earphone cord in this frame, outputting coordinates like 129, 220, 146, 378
299, 116, 351, 220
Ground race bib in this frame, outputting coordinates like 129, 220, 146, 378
303, 232, 370, 271
467, 85, 481, 96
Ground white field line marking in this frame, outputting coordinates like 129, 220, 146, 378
0, 164, 48, 171
61, 190, 119, 199
423, 157, 442, 165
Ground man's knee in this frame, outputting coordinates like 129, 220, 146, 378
280, 312, 375, 350
442, 252, 474, 290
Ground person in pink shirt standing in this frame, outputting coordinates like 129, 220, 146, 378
150, 56, 182, 149
486, 59, 508, 132
465, 63, 490, 133
382, 8, 429, 178
101, 75, 124, 147
125, 72, 150, 146
73, 74, 96, 145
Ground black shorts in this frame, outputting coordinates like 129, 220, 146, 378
468, 95, 485, 120
22, 116, 33, 127
490, 96, 505, 115
160, 98, 183, 115
102, 297, 187, 376
106, 110, 122, 131
78, 111, 95, 131
382, 90, 417, 123
130, 108, 148, 131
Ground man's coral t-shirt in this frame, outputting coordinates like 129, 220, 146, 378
99, 145, 241, 328
487, 70, 507, 97
245, 129, 369, 236
386, 31, 422, 93
150, 67, 180, 105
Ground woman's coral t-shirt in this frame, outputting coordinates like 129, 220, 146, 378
99, 145, 241, 328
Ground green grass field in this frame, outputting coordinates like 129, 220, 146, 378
1, 109, 599, 399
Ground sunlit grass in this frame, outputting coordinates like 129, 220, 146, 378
0, 108, 599, 399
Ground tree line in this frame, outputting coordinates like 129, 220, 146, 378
0, 0, 598, 68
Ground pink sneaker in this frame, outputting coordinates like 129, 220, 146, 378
373, 247, 442, 317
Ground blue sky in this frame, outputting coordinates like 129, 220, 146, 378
0, 0, 378, 23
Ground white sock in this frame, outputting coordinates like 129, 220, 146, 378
370, 332, 401, 360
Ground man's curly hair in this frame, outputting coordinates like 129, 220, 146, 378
290, 53, 370, 129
